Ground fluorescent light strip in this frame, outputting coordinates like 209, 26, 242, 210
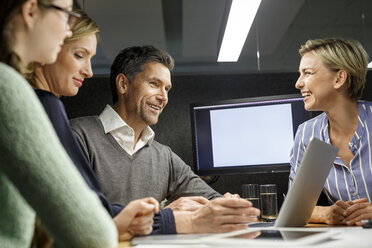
368, 61, 372, 69
218, 0, 262, 62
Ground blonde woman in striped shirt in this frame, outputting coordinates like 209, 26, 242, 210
290, 38, 372, 226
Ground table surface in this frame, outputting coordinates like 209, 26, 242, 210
118, 224, 364, 247
118, 241, 131, 248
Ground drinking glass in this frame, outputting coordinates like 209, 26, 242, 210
241, 184, 260, 210
259, 184, 278, 221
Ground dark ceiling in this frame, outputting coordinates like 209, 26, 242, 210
76, 0, 372, 75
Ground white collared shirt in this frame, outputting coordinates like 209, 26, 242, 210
99, 105, 155, 156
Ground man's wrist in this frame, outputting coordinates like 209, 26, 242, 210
173, 211, 194, 234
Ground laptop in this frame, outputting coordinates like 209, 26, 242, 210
250, 137, 338, 228
274, 137, 338, 227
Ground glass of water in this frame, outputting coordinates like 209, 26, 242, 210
259, 184, 278, 221
241, 184, 260, 211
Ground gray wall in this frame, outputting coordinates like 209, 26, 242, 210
62, 71, 372, 208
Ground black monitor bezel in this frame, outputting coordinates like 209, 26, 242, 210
189, 93, 313, 176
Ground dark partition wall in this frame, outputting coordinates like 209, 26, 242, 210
62, 72, 372, 208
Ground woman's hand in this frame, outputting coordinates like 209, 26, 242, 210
114, 197, 159, 241
325, 200, 351, 224
311, 201, 350, 224
310, 198, 369, 225
343, 198, 372, 226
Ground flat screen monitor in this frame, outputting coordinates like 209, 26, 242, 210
190, 94, 314, 176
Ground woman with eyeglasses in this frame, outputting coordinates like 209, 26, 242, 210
29, 9, 160, 242
0, 1, 117, 247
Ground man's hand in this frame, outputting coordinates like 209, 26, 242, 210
113, 197, 159, 241
222, 192, 241, 198
343, 198, 372, 226
174, 197, 260, 234
165, 196, 209, 211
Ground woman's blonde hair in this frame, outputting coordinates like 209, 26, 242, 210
299, 38, 369, 100
64, 8, 100, 43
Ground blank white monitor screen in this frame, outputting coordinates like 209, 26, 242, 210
190, 94, 313, 175
210, 103, 294, 167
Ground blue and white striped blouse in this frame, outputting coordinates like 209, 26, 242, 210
289, 101, 372, 204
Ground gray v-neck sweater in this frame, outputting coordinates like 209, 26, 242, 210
70, 116, 220, 207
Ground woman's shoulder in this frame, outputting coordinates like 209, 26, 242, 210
358, 100, 372, 109
0, 62, 27, 85
0, 63, 47, 117
34, 89, 60, 105
0, 62, 17, 74
298, 112, 326, 130
294, 112, 328, 144
357, 101, 372, 127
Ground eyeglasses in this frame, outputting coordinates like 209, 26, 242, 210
39, 4, 81, 30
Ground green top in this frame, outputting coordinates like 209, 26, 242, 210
0, 62, 118, 248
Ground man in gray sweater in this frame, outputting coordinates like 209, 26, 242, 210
70, 45, 260, 233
